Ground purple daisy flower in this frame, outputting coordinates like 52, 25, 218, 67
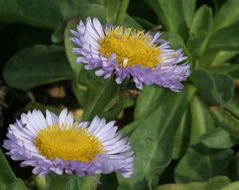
3, 109, 134, 178
71, 17, 191, 91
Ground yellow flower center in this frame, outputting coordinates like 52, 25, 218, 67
35, 124, 105, 163
99, 27, 163, 69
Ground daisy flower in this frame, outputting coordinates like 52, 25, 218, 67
71, 17, 190, 91
3, 109, 134, 178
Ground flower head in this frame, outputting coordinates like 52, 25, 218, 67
71, 17, 191, 91
3, 109, 134, 178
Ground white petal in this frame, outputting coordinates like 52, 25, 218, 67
92, 18, 105, 37
58, 108, 68, 125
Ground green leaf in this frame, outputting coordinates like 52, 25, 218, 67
222, 182, 239, 190
213, 0, 239, 31
189, 5, 212, 37
46, 173, 98, 190
161, 32, 191, 57
115, 0, 129, 25
209, 106, 239, 139
118, 86, 196, 190
72, 82, 88, 107
180, 0, 196, 28
187, 5, 213, 57
133, 17, 155, 30
117, 181, 134, 190
207, 23, 239, 51
134, 85, 164, 120
65, 19, 83, 78
51, 23, 65, 43
225, 99, 239, 118
172, 110, 190, 159
5, 180, 28, 190
59, 1, 104, 22
121, 119, 143, 137
156, 176, 231, 190
24, 102, 61, 115
79, 175, 99, 190
210, 51, 239, 66
82, 77, 122, 121
201, 128, 239, 149
189, 96, 215, 145
0, 149, 28, 190
0, 149, 17, 186
208, 64, 239, 77
191, 69, 235, 105
174, 144, 233, 183
3, 45, 73, 91
147, 0, 188, 39
124, 15, 142, 29
104, 0, 120, 23
0, 0, 62, 29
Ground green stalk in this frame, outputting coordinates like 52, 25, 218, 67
115, 0, 130, 25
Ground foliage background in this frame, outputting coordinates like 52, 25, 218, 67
1, 0, 239, 190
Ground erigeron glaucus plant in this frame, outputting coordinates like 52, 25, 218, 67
2, 0, 239, 190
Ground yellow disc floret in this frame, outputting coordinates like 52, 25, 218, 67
35, 124, 105, 163
99, 27, 163, 69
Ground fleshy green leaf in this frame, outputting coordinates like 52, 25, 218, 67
225, 99, 239, 118
65, 19, 83, 78
117, 181, 134, 190
201, 128, 239, 149
187, 5, 213, 57
207, 23, 239, 51
222, 182, 239, 190
134, 85, 164, 120
156, 176, 231, 190
147, 0, 188, 39
213, 0, 239, 31
0, 149, 28, 190
60, 2, 141, 29
0, 0, 62, 29
82, 77, 122, 121
191, 69, 235, 105
46, 173, 98, 190
174, 144, 233, 183
118, 85, 196, 190
104, 0, 120, 23
210, 51, 239, 66
3, 45, 73, 91
0, 149, 17, 186
180, 0, 196, 28
189, 5, 212, 37
209, 106, 239, 139
24, 102, 61, 115
208, 64, 239, 77
5, 180, 28, 190
161, 32, 191, 57
189, 96, 215, 145
172, 110, 190, 159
